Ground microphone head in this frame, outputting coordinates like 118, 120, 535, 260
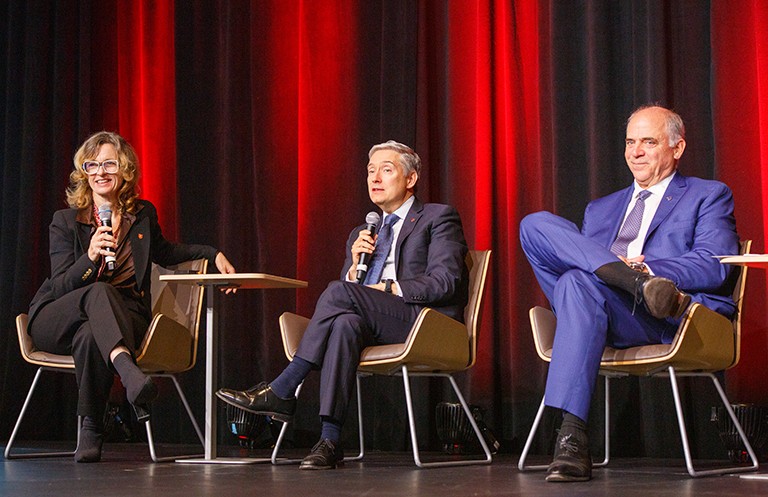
365, 211, 381, 226
97, 203, 112, 222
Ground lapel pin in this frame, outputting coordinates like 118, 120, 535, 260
138, 233, 144, 239
666, 196, 672, 201
410, 218, 416, 223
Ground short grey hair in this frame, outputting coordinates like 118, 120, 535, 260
368, 140, 422, 176
628, 105, 685, 147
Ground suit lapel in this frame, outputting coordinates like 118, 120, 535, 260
646, 173, 687, 241
131, 208, 151, 290
76, 222, 93, 256
394, 197, 423, 269
587, 186, 633, 248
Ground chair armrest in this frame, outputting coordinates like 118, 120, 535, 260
279, 312, 310, 361
529, 306, 556, 362
136, 314, 194, 373
405, 308, 470, 370
359, 308, 470, 373
670, 302, 737, 371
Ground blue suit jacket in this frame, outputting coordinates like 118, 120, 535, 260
582, 173, 739, 317
342, 197, 469, 322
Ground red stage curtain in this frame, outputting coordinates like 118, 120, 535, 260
416, 0, 546, 404
712, 0, 768, 403
295, 0, 364, 311
115, 0, 178, 239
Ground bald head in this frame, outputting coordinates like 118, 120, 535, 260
624, 106, 687, 188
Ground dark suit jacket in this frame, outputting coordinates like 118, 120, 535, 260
342, 197, 469, 322
582, 173, 739, 317
28, 199, 218, 326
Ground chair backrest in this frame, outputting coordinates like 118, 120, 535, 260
464, 250, 491, 369
150, 259, 207, 335
729, 239, 751, 368
143, 258, 208, 370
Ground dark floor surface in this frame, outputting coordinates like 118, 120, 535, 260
2, 442, 768, 497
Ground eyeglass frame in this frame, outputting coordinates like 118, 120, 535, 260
82, 159, 120, 175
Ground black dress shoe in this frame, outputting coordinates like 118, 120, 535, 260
546, 431, 592, 482
215, 382, 296, 422
635, 274, 691, 319
299, 438, 344, 470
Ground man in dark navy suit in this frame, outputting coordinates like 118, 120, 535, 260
519, 106, 738, 482
218, 140, 468, 469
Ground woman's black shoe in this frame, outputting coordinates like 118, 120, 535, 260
128, 376, 157, 423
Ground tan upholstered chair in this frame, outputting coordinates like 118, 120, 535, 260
518, 241, 758, 477
272, 250, 493, 468
5, 259, 208, 462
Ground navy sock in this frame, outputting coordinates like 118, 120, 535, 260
270, 356, 312, 399
320, 416, 342, 443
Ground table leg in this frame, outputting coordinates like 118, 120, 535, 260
177, 285, 270, 464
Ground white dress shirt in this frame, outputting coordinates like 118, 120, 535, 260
622, 172, 676, 262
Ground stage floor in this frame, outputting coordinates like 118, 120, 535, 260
2, 442, 767, 496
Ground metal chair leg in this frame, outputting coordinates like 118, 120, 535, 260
144, 374, 205, 462
270, 382, 305, 465
518, 374, 610, 471
667, 367, 759, 477
402, 366, 492, 468
4, 367, 79, 459
347, 373, 365, 461
517, 396, 549, 471
595, 375, 610, 467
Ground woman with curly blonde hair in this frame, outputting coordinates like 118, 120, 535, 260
27, 131, 236, 462
66, 131, 141, 214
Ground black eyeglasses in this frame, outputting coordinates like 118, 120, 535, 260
82, 159, 119, 175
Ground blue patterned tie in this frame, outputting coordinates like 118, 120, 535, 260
364, 214, 399, 285
610, 190, 652, 257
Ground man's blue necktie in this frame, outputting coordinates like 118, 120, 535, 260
610, 190, 652, 257
364, 214, 399, 285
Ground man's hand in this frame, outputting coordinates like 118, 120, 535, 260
619, 255, 649, 273
368, 281, 398, 294
347, 228, 377, 280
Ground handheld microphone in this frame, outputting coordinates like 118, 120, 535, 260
356, 211, 381, 283
97, 203, 117, 271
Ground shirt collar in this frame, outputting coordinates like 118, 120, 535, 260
383, 195, 415, 225
633, 171, 676, 197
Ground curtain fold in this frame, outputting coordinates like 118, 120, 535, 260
116, 0, 178, 239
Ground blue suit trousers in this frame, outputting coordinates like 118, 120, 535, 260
520, 211, 677, 421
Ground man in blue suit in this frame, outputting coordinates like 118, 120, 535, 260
519, 106, 739, 482
217, 140, 469, 469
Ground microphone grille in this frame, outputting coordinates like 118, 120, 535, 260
97, 203, 112, 221
365, 211, 381, 225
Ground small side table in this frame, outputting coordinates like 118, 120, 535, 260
719, 254, 768, 479
159, 273, 307, 464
